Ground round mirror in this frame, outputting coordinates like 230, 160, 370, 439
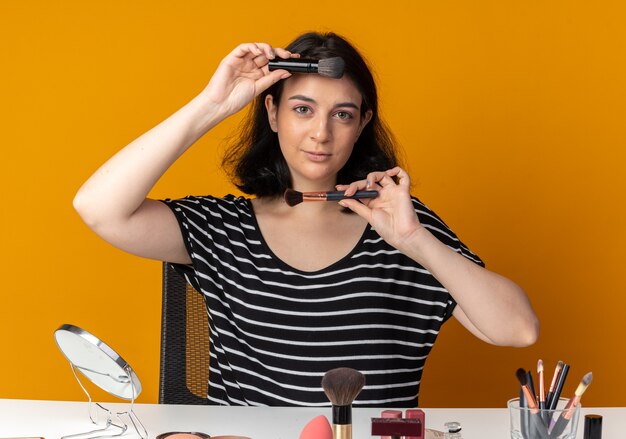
54, 324, 141, 400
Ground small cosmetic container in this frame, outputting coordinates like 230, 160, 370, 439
584, 414, 603, 439
443, 421, 463, 439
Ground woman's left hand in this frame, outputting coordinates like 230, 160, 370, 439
336, 166, 423, 251
340, 167, 540, 348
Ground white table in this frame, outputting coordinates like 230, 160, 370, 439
0, 399, 622, 439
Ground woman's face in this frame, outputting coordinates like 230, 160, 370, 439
265, 74, 372, 191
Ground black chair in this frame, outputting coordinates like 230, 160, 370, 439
159, 262, 210, 404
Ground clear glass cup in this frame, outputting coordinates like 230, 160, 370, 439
508, 397, 581, 439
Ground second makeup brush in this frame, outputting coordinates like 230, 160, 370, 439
545, 360, 564, 409
321, 367, 365, 439
268, 57, 345, 79
548, 363, 570, 411
284, 189, 378, 207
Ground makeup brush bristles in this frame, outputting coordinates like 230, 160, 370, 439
575, 372, 593, 395
321, 367, 365, 406
516, 368, 528, 386
317, 57, 345, 79
284, 189, 304, 207
553, 360, 564, 379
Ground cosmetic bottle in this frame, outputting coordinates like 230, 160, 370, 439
584, 414, 602, 439
443, 421, 462, 439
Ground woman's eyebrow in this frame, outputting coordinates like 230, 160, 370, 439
288, 94, 316, 103
287, 94, 360, 109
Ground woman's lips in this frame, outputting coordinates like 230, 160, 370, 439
304, 151, 331, 162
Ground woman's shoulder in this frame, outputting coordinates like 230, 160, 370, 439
409, 196, 452, 231
164, 193, 250, 206
162, 193, 254, 218
410, 195, 484, 265
410, 196, 463, 246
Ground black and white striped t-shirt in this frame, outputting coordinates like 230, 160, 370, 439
163, 194, 483, 407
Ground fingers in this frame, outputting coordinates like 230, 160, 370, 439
255, 69, 292, 93
338, 197, 372, 219
337, 167, 410, 196
231, 42, 274, 61
366, 167, 410, 189
275, 47, 300, 59
336, 180, 374, 197
231, 43, 298, 66
384, 166, 410, 187
222, 42, 298, 95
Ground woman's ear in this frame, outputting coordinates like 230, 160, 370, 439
265, 95, 278, 133
357, 109, 373, 139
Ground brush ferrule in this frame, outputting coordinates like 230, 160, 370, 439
302, 191, 328, 202
332, 405, 352, 424
331, 423, 352, 439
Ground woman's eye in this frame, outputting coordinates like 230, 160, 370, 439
294, 106, 311, 114
335, 111, 353, 120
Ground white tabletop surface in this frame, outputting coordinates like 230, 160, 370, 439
0, 399, 622, 439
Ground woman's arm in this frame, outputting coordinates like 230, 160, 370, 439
337, 167, 539, 347
73, 43, 294, 263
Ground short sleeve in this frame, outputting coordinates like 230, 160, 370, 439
159, 196, 208, 294
411, 197, 485, 322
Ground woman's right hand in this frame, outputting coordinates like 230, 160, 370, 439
201, 43, 298, 117
74, 42, 297, 265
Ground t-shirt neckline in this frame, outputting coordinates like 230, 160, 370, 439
245, 198, 372, 275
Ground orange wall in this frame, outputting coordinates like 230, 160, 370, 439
1, 1, 625, 407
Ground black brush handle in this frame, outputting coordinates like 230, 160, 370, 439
539, 399, 549, 427
520, 387, 530, 439
548, 364, 570, 410
326, 190, 378, 201
545, 390, 554, 411
268, 59, 319, 73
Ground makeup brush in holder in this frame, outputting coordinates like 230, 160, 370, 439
321, 367, 365, 439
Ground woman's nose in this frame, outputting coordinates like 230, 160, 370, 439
310, 117, 331, 142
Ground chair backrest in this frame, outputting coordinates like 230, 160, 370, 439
159, 262, 210, 404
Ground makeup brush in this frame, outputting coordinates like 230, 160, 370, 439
516, 368, 549, 438
538, 359, 547, 424
284, 188, 378, 207
549, 372, 593, 437
321, 367, 365, 439
545, 360, 564, 409
268, 57, 345, 79
548, 363, 570, 411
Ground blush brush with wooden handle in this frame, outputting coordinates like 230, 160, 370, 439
284, 189, 378, 207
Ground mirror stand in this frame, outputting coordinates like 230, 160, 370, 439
55, 324, 148, 439
61, 362, 147, 439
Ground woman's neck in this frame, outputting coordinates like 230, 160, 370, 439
253, 192, 345, 217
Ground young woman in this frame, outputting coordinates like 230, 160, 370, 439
74, 32, 539, 407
